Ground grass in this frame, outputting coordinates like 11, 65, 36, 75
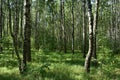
0, 49, 120, 80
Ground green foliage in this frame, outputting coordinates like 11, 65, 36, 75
47, 63, 74, 80
1, 0, 120, 79
2, 36, 12, 49
0, 49, 120, 80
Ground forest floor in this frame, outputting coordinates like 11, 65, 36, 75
0, 49, 120, 80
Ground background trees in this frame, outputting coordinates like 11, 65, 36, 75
0, 0, 120, 78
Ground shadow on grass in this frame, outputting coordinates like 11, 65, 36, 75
102, 69, 120, 80
26, 63, 75, 80
64, 59, 84, 66
0, 74, 19, 80
43, 54, 85, 66
44, 70, 75, 80
109, 73, 120, 79
0, 58, 17, 68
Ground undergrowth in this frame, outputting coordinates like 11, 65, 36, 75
0, 49, 120, 80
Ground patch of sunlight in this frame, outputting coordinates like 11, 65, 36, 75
0, 67, 18, 74
31, 62, 41, 67
66, 58, 71, 60
71, 65, 84, 74
114, 68, 120, 75
38, 49, 44, 53
116, 55, 120, 61
71, 65, 84, 79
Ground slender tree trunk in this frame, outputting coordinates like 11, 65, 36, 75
59, 0, 67, 53
0, 0, 3, 52
82, 0, 87, 57
8, 0, 12, 36
62, 0, 67, 53
34, 2, 40, 50
8, 0, 23, 73
34, 0, 38, 50
23, 0, 32, 71
34, 11, 38, 49
93, 0, 99, 60
20, 0, 24, 39
59, 0, 62, 51
113, 0, 118, 54
110, 0, 116, 53
72, 0, 74, 54
7, 16, 9, 35
12, 0, 20, 58
52, 11, 55, 50
84, 0, 93, 73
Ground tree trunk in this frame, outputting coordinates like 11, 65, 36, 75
0, 0, 3, 52
60, 0, 66, 53
93, 0, 99, 60
62, 0, 67, 53
20, 0, 24, 39
72, 0, 74, 54
59, 0, 63, 51
51, 11, 55, 50
84, 0, 93, 73
82, 0, 87, 57
34, 3, 40, 50
23, 0, 32, 70
8, 0, 23, 73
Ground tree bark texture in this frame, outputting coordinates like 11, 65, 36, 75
82, 0, 87, 58
84, 0, 93, 73
93, 0, 99, 60
23, 0, 32, 66
72, 0, 74, 54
